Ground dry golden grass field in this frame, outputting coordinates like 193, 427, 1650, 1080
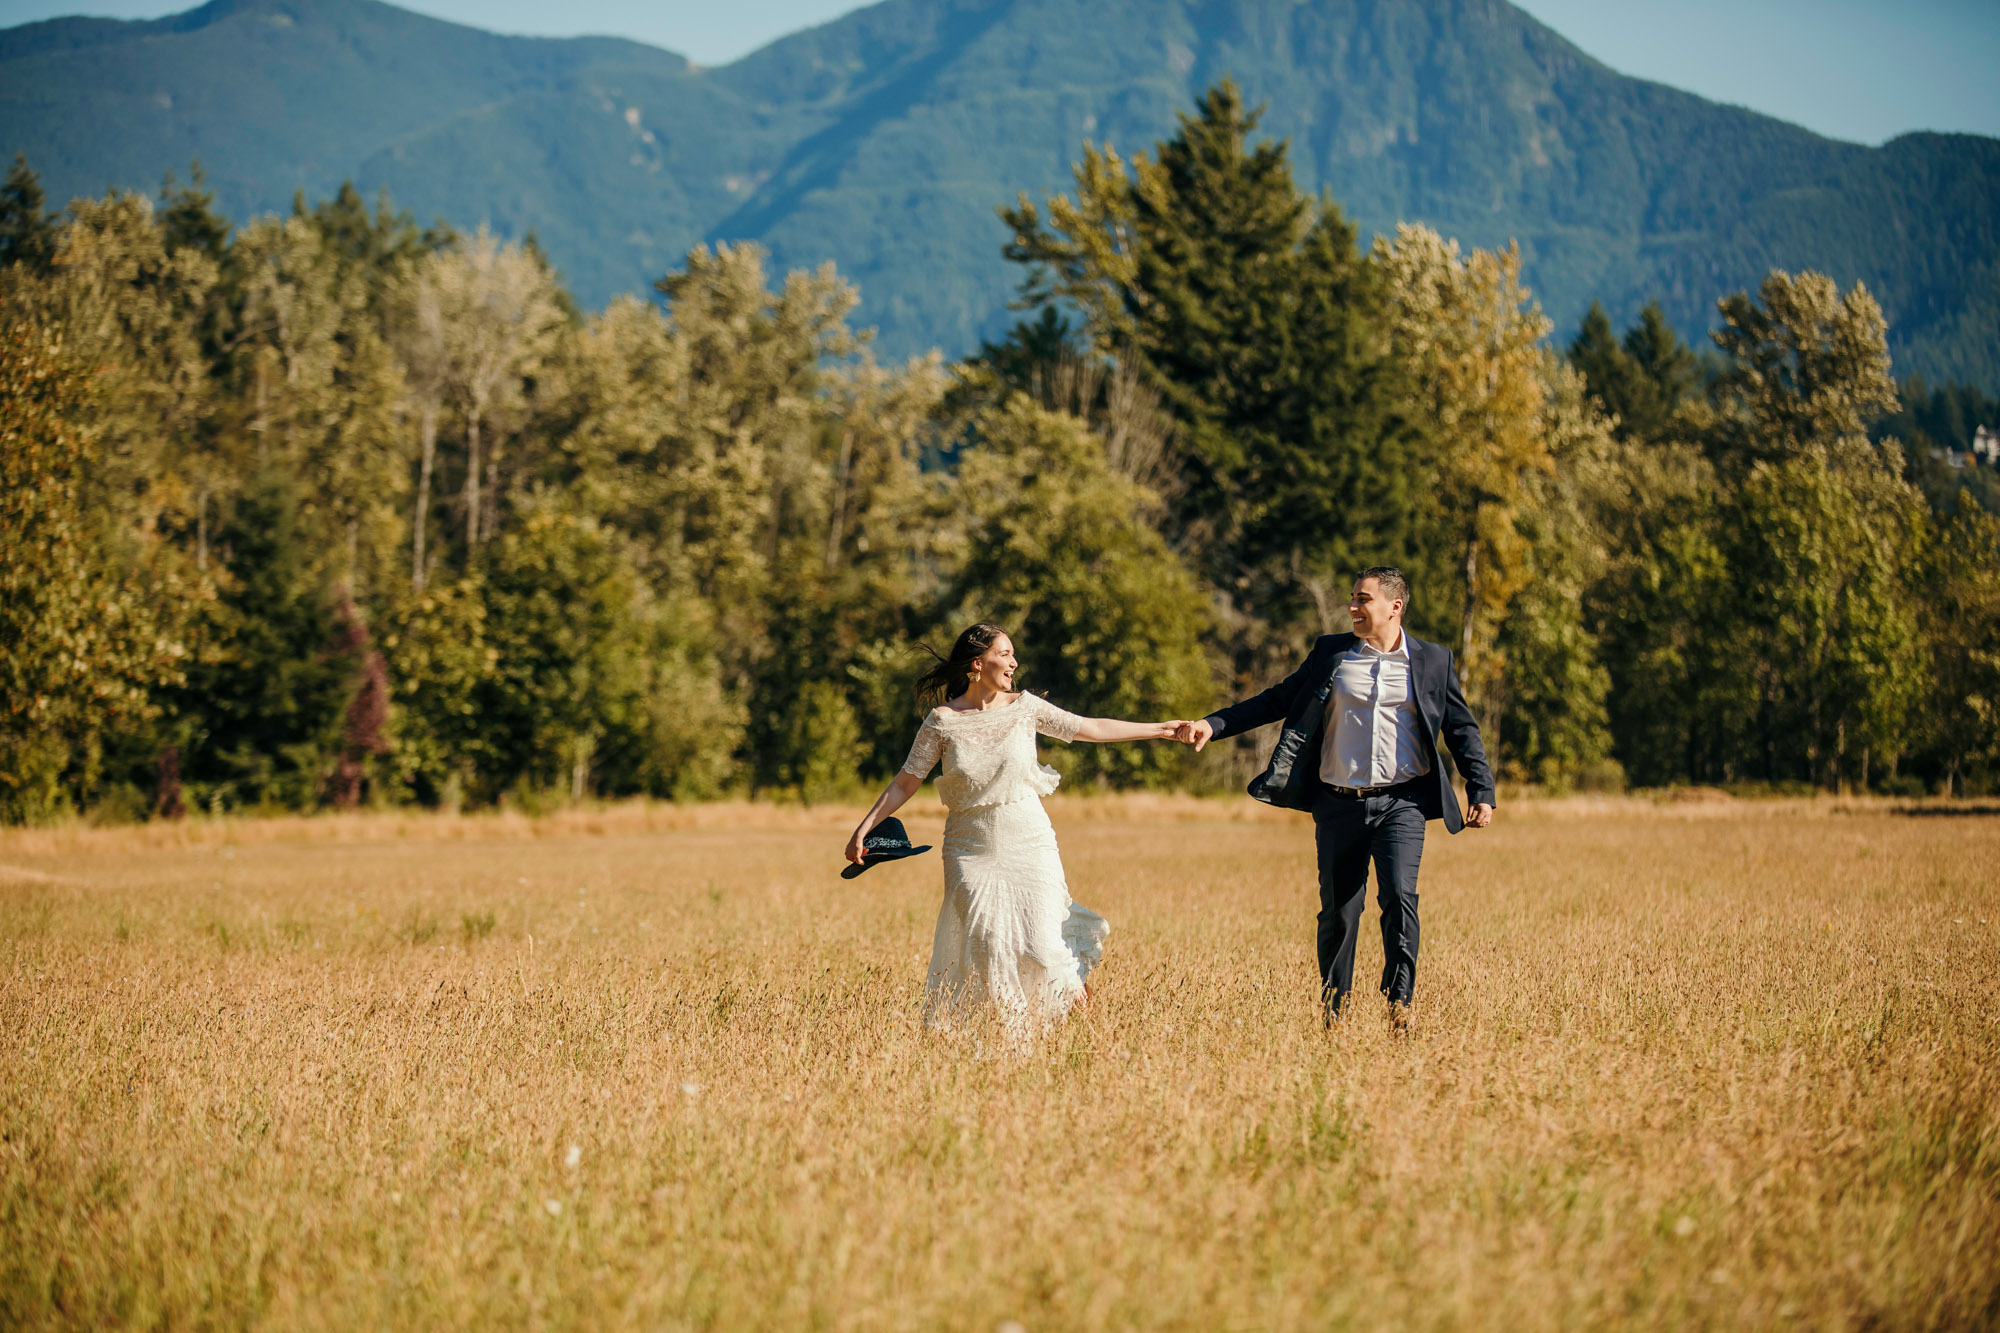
2, 794, 1997, 1330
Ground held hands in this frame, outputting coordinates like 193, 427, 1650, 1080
1173, 718, 1214, 751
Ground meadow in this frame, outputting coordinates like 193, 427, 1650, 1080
2, 794, 1996, 1330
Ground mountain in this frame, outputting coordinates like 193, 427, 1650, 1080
4, 0, 1997, 386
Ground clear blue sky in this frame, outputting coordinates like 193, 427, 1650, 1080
4, 0, 1994, 146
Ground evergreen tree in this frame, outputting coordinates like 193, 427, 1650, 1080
1001, 80, 1416, 676
1567, 300, 1697, 445
969, 306, 1087, 391
171, 471, 360, 810
471, 508, 655, 801
297, 180, 447, 273
1622, 302, 1698, 424
1566, 303, 1640, 431
159, 163, 232, 263
0, 156, 58, 275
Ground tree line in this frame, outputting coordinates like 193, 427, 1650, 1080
4, 82, 1997, 823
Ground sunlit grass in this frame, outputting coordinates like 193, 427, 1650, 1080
2, 795, 1996, 1329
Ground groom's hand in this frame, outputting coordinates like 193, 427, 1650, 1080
1467, 803, 1494, 829
1177, 719, 1213, 752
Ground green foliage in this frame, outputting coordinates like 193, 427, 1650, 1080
1916, 504, 2000, 793
159, 164, 232, 264
1568, 301, 1698, 445
473, 509, 660, 801
1494, 573, 1614, 791
1589, 451, 1731, 787
1706, 272, 1901, 475
171, 473, 362, 811
1721, 455, 1922, 786
947, 399, 1211, 788
1703, 273, 1921, 784
0, 155, 57, 274
0, 320, 192, 822
379, 576, 498, 804
1882, 377, 2000, 456
787, 682, 865, 806
1372, 224, 1554, 714
1576, 274, 1936, 789
1551, 276, 1975, 792
1001, 83, 1419, 678
1492, 363, 1617, 789
381, 510, 746, 805
300, 180, 446, 275
3, 93, 1997, 818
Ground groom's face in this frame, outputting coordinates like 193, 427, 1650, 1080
1348, 578, 1403, 636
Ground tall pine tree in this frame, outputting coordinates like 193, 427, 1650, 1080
0, 156, 57, 275
1568, 300, 1696, 445
1001, 81, 1418, 674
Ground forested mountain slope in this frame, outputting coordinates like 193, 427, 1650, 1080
4, 0, 1995, 382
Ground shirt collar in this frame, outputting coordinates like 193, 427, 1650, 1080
1353, 631, 1409, 660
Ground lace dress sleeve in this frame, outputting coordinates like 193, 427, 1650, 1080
1028, 693, 1085, 743
899, 711, 945, 780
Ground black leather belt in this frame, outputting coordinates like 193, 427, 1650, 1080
1324, 782, 1401, 799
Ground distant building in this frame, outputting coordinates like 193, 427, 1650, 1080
1931, 424, 1999, 469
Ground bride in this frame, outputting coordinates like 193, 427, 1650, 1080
845, 623, 1182, 1036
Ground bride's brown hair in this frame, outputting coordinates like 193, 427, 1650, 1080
915, 622, 1008, 708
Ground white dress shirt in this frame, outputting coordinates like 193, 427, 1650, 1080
1320, 632, 1432, 789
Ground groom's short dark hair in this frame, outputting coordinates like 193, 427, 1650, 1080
1356, 566, 1408, 607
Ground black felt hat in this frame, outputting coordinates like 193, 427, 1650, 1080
841, 817, 934, 879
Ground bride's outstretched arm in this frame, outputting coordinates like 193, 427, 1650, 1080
846, 771, 923, 865
1072, 718, 1186, 743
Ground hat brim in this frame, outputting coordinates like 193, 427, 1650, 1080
839, 844, 934, 879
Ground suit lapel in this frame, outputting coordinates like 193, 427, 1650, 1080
1407, 636, 1443, 740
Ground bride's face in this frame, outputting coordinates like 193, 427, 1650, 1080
971, 634, 1018, 690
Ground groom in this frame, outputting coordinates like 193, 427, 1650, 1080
1177, 567, 1495, 1028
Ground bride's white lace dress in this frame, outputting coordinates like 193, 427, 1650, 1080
898, 692, 1109, 1035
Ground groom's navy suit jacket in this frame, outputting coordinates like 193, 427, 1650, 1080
1207, 632, 1497, 833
